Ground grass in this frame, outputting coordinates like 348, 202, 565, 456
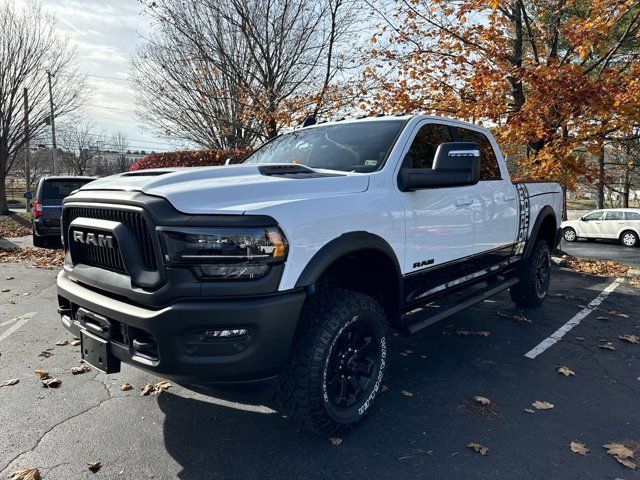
0, 211, 31, 238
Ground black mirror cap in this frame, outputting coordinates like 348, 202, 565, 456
398, 141, 481, 191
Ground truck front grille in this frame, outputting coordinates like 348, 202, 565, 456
63, 206, 158, 272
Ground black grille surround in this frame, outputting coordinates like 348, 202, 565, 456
63, 205, 158, 272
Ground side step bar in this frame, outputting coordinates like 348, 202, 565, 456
399, 276, 519, 335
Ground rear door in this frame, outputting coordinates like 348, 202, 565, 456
603, 210, 625, 238
454, 127, 518, 257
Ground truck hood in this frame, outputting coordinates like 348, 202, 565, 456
79, 165, 370, 214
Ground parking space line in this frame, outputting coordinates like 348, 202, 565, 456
0, 312, 37, 343
524, 278, 624, 359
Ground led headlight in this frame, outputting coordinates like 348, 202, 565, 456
157, 226, 288, 280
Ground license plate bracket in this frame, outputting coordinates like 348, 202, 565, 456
81, 330, 120, 373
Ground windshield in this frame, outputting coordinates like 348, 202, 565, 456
243, 120, 406, 173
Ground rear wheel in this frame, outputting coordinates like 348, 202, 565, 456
563, 227, 577, 242
620, 230, 638, 248
510, 239, 551, 307
277, 289, 387, 436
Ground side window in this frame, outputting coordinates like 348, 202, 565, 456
625, 212, 640, 220
583, 211, 603, 221
456, 128, 501, 180
404, 123, 452, 169
605, 211, 624, 221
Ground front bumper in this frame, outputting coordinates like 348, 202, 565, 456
57, 270, 305, 385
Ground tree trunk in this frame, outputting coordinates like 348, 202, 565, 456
597, 144, 605, 209
0, 172, 9, 215
623, 163, 630, 208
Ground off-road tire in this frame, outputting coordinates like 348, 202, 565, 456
276, 289, 387, 436
510, 239, 551, 307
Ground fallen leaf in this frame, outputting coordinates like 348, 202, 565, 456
141, 384, 155, 396
524, 408, 535, 414
496, 311, 512, 319
329, 437, 343, 446
599, 341, 616, 351
475, 331, 491, 337
596, 316, 609, 321
34, 370, 50, 380
380, 384, 389, 392
405, 349, 413, 354
155, 381, 171, 393
41, 378, 61, 388
121, 382, 133, 391
87, 461, 102, 472
38, 351, 53, 358
575, 337, 585, 341
514, 312, 532, 323
473, 396, 491, 406
70, 339, 81, 346
532, 400, 554, 410
570, 441, 589, 455
1, 288, 10, 293
55, 340, 69, 346
467, 442, 489, 455
603, 443, 635, 460
141, 381, 172, 396
615, 457, 638, 470
71, 364, 91, 375
619, 334, 639, 344
456, 330, 471, 336
556, 366, 575, 377
608, 311, 629, 319
399, 352, 408, 357
1, 378, 19, 387
9, 468, 40, 480
419, 354, 427, 359
401, 390, 413, 397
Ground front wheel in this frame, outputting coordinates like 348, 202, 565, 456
277, 289, 387, 436
510, 239, 551, 307
563, 227, 577, 242
620, 230, 638, 248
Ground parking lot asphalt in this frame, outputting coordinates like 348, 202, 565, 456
560, 238, 640, 268
0, 264, 639, 479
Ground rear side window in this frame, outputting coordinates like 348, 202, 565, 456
404, 123, 453, 169
605, 211, 624, 220
626, 211, 640, 220
455, 128, 501, 180
41, 180, 90, 202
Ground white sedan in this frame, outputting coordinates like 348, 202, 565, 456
561, 208, 640, 247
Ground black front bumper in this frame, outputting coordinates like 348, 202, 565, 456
57, 270, 306, 385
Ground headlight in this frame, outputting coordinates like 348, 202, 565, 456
157, 226, 288, 280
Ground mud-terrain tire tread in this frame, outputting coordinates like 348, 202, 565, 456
510, 239, 550, 307
276, 288, 386, 436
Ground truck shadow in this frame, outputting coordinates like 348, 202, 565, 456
157, 270, 639, 480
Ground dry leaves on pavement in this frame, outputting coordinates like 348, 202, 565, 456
570, 441, 589, 455
9, 468, 40, 480
0, 213, 31, 238
329, 437, 343, 446
608, 310, 630, 319
38, 351, 53, 358
401, 390, 413, 397
121, 382, 133, 391
473, 396, 491, 406
565, 257, 629, 277
556, 366, 575, 377
0, 247, 64, 269
524, 408, 535, 414
619, 334, 639, 344
496, 311, 531, 323
1, 378, 19, 387
602, 443, 638, 470
599, 341, 616, 351
55, 340, 69, 346
467, 443, 489, 455
34, 370, 50, 380
71, 364, 91, 375
41, 378, 61, 388
532, 400, 554, 410
87, 461, 102, 472
141, 381, 172, 396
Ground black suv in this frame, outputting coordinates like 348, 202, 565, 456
32, 176, 96, 247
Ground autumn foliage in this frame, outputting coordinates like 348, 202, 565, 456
129, 148, 251, 171
365, 0, 640, 188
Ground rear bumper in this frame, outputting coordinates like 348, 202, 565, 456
56, 270, 305, 385
33, 218, 61, 238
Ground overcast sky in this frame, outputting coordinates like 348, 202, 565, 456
28, 0, 181, 152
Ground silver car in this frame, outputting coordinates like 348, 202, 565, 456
561, 208, 640, 247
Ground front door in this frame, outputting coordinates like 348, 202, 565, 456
579, 210, 604, 237
398, 121, 475, 287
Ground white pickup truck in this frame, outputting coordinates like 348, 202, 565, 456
56, 115, 563, 434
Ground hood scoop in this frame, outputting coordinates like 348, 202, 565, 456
258, 164, 343, 179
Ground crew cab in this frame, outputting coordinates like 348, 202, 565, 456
56, 115, 562, 435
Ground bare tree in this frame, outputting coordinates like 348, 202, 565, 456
0, 0, 86, 214
12, 144, 53, 192
133, 0, 364, 148
57, 119, 105, 175
111, 132, 130, 173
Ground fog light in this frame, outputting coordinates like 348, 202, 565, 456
203, 329, 249, 338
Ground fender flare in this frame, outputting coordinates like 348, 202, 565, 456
524, 205, 559, 257
294, 231, 402, 289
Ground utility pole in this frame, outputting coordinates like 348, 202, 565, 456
46, 70, 58, 175
23, 87, 30, 212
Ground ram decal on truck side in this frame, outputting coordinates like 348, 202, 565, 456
57, 115, 563, 435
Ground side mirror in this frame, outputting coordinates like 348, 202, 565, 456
580, 216, 587, 221
398, 142, 481, 191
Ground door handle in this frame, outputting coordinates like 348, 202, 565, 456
455, 198, 473, 207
